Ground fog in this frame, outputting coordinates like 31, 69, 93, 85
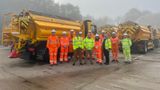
0, 0, 82, 41
0, 0, 160, 40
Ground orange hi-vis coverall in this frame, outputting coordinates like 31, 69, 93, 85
111, 37, 119, 61
47, 35, 60, 65
60, 36, 69, 62
95, 39, 102, 64
99, 34, 105, 60
68, 33, 75, 53
99, 34, 105, 42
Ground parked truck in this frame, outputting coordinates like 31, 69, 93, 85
99, 24, 118, 37
1, 10, 97, 61
152, 28, 160, 48
118, 21, 160, 53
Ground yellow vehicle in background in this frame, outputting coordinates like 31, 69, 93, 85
1, 10, 97, 61
118, 21, 160, 53
152, 28, 160, 48
1, 13, 17, 46
99, 24, 118, 37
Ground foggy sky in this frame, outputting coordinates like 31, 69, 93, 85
54, 0, 160, 18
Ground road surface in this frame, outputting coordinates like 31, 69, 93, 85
0, 48, 160, 90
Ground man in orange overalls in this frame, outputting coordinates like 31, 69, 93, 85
94, 34, 103, 65
68, 30, 75, 60
46, 29, 60, 66
99, 30, 105, 42
111, 32, 120, 63
60, 31, 69, 63
99, 30, 106, 60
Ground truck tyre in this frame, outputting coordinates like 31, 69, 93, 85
142, 41, 148, 54
158, 40, 160, 48
43, 48, 49, 63
29, 53, 37, 61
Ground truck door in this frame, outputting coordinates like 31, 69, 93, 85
84, 20, 97, 36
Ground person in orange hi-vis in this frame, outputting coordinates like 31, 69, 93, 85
99, 30, 105, 42
60, 31, 69, 63
68, 30, 75, 60
111, 32, 120, 63
99, 30, 105, 60
94, 34, 103, 65
46, 29, 60, 66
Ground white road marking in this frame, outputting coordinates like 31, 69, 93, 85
95, 85, 109, 90
110, 83, 126, 90
0, 47, 10, 50
133, 55, 144, 60
75, 83, 87, 89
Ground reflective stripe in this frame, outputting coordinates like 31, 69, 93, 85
97, 52, 101, 54
60, 59, 63, 61
53, 60, 57, 64
49, 41, 58, 44
98, 59, 102, 63
50, 60, 54, 64
54, 53, 57, 55
64, 58, 68, 61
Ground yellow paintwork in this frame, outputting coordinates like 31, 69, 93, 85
2, 11, 93, 50
118, 24, 152, 41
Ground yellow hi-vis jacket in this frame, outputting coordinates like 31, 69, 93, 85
83, 37, 95, 50
105, 38, 112, 49
73, 36, 84, 50
121, 38, 132, 49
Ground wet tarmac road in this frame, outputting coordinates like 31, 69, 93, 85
0, 48, 160, 90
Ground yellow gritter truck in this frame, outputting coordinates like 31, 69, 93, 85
1, 10, 97, 61
118, 21, 160, 53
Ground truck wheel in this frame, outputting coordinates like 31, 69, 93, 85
142, 41, 148, 54
158, 40, 160, 48
157, 39, 159, 48
43, 49, 49, 63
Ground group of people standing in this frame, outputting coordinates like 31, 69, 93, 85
47, 29, 132, 66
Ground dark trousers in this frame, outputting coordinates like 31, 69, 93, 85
73, 48, 83, 64
85, 50, 93, 64
68, 52, 74, 60
104, 49, 110, 64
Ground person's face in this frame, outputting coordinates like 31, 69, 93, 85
124, 35, 127, 38
104, 34, 108, 39
102, 32, 105, 35
76, 33, 79, 36
70, 31, 74, 35
95, 36, 99, 41
52, 32, 55, 36
79, 32, 82, 36
63, 34, 66, 37
112, 34, 116, 38
88, 34, 91, 38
